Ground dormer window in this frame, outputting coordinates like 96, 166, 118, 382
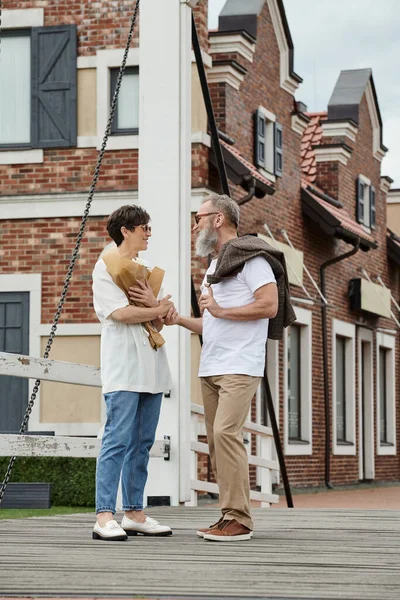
254, 107, 283, 177
356, 175, 376, 229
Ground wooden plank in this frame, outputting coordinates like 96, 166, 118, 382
0, 434, 168, 459
0, 351, 101, 387
191, 440, 279, 471
0, 507, 400, 599
190, 478, 279, 504
191, 402, 273, 438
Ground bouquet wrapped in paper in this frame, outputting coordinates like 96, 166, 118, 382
102, 249, 166, 351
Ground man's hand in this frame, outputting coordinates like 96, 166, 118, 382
163, 305, 180, 326
199, 285, 222, 318
128, 280, 158, 307
158, 295, 174, 317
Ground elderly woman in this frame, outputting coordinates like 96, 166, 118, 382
92, 204, 175, 541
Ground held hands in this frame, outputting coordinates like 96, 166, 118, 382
158, 295, 175, 318
199, 285, 222, 318
163, 305, 180, 326
128, 280, 158, 308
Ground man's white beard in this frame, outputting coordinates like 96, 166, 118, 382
195, 225, 218, 257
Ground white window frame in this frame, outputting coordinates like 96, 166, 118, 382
359, 174, 372, 231
257, 106, 277, 181
376, 331, 396, 455
96, 48, 140, 151
0, 9, 44, 165
0, 274, 42, 432
283, 307, 312, 456
332, 319, 356, 455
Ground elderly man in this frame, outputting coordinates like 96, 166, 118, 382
165, 193, 293, 541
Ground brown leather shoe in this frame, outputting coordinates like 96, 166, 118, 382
196, 517, 223, 538
203, 519, 253, 542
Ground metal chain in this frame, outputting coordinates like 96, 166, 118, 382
0, 0, 141, 505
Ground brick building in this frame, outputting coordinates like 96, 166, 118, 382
0, 0, 399, 490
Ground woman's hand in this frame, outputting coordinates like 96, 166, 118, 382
158, 295, 174, 317
128, 280, 158, 307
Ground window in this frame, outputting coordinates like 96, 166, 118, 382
332, 320, 356, 455
0, 31, 31, 146
336, 336, 347, 442
376, 332, 396, 455
0, 26, 77, 150
284, 308, 312, 456
356, 176, 376, 229
287, 324, 301, 441
379, 347, 388, 444
110, 66, 139, 135
254, 107, 283, 177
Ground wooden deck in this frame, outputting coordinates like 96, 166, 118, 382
0, 507, 399, 599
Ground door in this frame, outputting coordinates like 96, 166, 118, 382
0, 293, 29, 432
359, 334, 374, 481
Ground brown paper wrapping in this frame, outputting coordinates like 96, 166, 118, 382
102, 249, 166, 350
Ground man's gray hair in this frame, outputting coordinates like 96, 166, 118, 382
207, 193, 240, 229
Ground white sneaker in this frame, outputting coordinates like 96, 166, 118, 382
121, 515, 173, 537
92, 519, 128, 541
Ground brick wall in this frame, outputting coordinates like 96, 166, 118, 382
202, 1, 400, 488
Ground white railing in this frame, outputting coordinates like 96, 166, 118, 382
187, 403, 279, 507
0, 351, 169, 460
0, 351, 280, 507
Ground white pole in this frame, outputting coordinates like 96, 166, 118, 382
139, 0, 192, 504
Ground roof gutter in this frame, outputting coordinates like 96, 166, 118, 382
320, 240, 360, 489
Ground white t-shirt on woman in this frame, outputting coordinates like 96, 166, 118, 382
92, 258, 173, 395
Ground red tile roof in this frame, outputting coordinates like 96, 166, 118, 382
301, 180, 376, 248
220, 139, 274, 188
301, 112, 327, 182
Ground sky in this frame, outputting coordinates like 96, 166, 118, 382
208, 0, 400, 187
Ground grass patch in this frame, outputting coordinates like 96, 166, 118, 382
0, 506, 95, 520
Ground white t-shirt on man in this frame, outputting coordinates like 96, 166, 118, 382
198, 256, 276, 378
92, 258, 173, 395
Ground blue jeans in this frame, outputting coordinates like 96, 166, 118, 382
96, 390, 162, 514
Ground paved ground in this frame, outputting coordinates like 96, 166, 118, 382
1, 506, 400, 600
272, 484, 400, 509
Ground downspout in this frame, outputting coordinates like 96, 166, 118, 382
237, 176, 256, 206
320, 239, 360, 489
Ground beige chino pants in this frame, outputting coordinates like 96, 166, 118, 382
200, 374, 261, 531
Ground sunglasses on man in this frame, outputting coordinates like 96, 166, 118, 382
194, 212, 220, 225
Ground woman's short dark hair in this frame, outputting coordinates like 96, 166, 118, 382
107, 205, 150, 246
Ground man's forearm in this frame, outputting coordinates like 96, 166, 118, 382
111, 304, 164, 324
177, 316, 203, 334
215, 300, 277, 321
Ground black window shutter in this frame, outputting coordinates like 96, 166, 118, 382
274, 122, 283, 176
254, 109, 266, 169
370, 186, 376, 229
356, 177, 364, 224
31, 25, 77, 148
